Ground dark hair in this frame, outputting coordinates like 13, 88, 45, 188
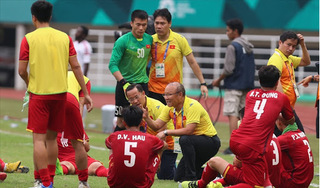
80, 26, 89, 36
280, 31, 300, 43
125, 84, 144, 95
31, 0, 53, 23
131, 10, 148, 22
226, 18, 243, 35
122, 106, 143, 127
258, 65, 280, 88
176, 83, 186, 96
153, 8, 172, 23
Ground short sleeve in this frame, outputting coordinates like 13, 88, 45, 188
158, 106, 172, 123
185, 102, 201, 125
178, 34, 192, 56
79, 80, 91, 97
19, 37, 29, 62
69, 36, 77, 57
151, 135, 164, 153
289, 55, 302, 69
105, 133, 115, 149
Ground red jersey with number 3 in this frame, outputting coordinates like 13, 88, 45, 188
278, 129, 314, 188
231, 89, 294, 154
265, 134, 282, 187
105, 130, 164, 188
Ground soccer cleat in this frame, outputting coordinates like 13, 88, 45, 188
78, 181, 90, 188
41, 182, 53, 188
5, 161, 21, 173
0, 172, 7, 182
179, 181, 198, 188
206, 182, 223, 188
16, 166, 29, 173
29, 179, 42, 188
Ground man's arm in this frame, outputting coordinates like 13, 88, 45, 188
157, 123, 196, 140
18, 61, 29, 86
70, 56, 93, 112
297, 34, 311, 67
185, 53, 208, 99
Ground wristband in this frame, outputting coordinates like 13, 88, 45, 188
163, 130, 168, 136
119, 78, 127, 86
200, 82, 207, 86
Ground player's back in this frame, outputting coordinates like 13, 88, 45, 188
106, 130, 163, 188
265, 134, 282, 187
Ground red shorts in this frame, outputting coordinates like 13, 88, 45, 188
63, 98, 84, 140
223, 164, 244, 185
230, 138, 267, 187
28, 93, 66, 133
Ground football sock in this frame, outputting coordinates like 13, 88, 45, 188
77, 168, 88, 182
34, 170, 40, 179
95, 166, 108, 177
198, 163, 218, 188
48, 164, 56, 183
39, 168, 51, 187
0, 159, 5, 172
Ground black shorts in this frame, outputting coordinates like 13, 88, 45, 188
114, 82, 149, 117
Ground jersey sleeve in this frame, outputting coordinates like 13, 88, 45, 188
105, 133, 115, 149
108, 37, 126, 74
267, 54, 283, 74
281, 94, 294, 120
68, 36, 77, 57
19, 36, 29, 62
277, 134, 290, 150
185, 102, 201, 125
158, 106, 172, 123
79, 80, 91, 97
178, 34, 192, 56
290, 55, 302, 69
150, 135, 164, 153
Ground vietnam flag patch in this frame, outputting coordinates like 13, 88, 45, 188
146, 44, 151, 49
170, 45, 175, 49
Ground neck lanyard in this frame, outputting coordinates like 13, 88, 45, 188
173, 107, 184, 129
275, 51, 296, 85
155, 41, 170, 63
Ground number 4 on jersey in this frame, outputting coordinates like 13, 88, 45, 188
253, 99, 267, 119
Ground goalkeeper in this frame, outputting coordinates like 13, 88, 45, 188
108, 9, 152, 131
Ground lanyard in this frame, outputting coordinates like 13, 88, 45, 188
173, 107, 184, 129
275, 51, 296, 85
155, 41, 170, 63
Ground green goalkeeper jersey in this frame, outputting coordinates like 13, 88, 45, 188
109, 32, 152, 83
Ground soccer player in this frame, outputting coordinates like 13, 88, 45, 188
105, 106, 167, 188
0, 159, 28, 182
57, 132, 108, 177
108, 10, 153, 131
18, 1, 92, 187
268, 31, 311, 135
276, 121, 314, 188
125, 84, 176, 180
148, 8, 208, 104
144, 82, 220, 181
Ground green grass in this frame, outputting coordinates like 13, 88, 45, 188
0, 98, 318, 187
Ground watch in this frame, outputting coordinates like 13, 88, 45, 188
163, 130, 168, 136
200, 82, 207, 86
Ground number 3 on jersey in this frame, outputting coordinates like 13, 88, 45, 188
124, 141, 137, 167
253, 99, 267, 119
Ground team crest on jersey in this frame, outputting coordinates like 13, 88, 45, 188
170, 45, 175, 49
146, 44, 151, 49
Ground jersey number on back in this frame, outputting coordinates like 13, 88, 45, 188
253, 99, 267, 119
303, 139, 313, 162
270, 140, 280, 165
137, 48, 145, 58
124, 141, 137, 167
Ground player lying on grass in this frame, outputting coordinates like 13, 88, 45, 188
0, 159, 29, 182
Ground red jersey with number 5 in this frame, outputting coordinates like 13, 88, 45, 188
105, 130, 164, 188
231, 89, 294, 154
278, 129, 314, 188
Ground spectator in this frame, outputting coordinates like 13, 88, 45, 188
144, 82, 220, 181
108, 10, 153, 131
267, 31, 311, 135
148, 8, 208, 104
212, 18, 255, 155
74, 26, 92, 76
125, 84, 176, 180
18, 1, 92, 188
105, 106, 167, 188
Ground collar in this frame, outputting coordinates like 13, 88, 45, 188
282, 122, 298, 134
153, 29, 173, 44
275, 48, 289, 62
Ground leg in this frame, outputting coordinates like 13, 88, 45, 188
60, 161, 76, 174
115, 82, 130, 129
71, 140, 88, 181
177, 136, 197, 181
46, 130, 58, 182
157, 150, 177, 180
174, 157, 186, 182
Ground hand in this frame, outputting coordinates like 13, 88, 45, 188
156, 131, 166, 140
142, 106, 149, 119
297, 33, 305, 46
212, 79, 220, 87
200, 85, 208, 100
84, 95, 93, 112
298, 75, 312, 87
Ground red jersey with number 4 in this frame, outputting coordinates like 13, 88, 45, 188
231, 89, 294, 154
278, 130, 314, 188
105, 130, 164, 188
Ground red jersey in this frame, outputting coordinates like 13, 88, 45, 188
231, 89, 294, 154
105, 130, 164, 188
278, 129, 314, 188
265, 134, 282, 187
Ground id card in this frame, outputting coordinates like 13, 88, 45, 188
155, 63, 165, 78
293, 83, 300, 98
173, 137, 182, 153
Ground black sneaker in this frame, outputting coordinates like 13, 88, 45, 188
223, 147, 233, 155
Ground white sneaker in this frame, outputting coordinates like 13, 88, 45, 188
29, 179, 42, 188
78, 181, 90, 188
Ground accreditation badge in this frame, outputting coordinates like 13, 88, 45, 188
173, 136, 182, 153
155, 63, 165, 78
293, 83, 300, 98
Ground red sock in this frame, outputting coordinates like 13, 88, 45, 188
95, 166, 108, 177
0, 159, 5, 172
213, 178, 226, 186
198, 163, 218, 188
77, 168, 88, 182
61, 165, 69, 175
48, 165, 56, 183
34, 170, 40, 179
39, 168, 51, 187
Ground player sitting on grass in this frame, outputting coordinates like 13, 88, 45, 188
0, 159, 29, 182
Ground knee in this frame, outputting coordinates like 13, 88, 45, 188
208, 157, 223, 169
179, 135, 192, 146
